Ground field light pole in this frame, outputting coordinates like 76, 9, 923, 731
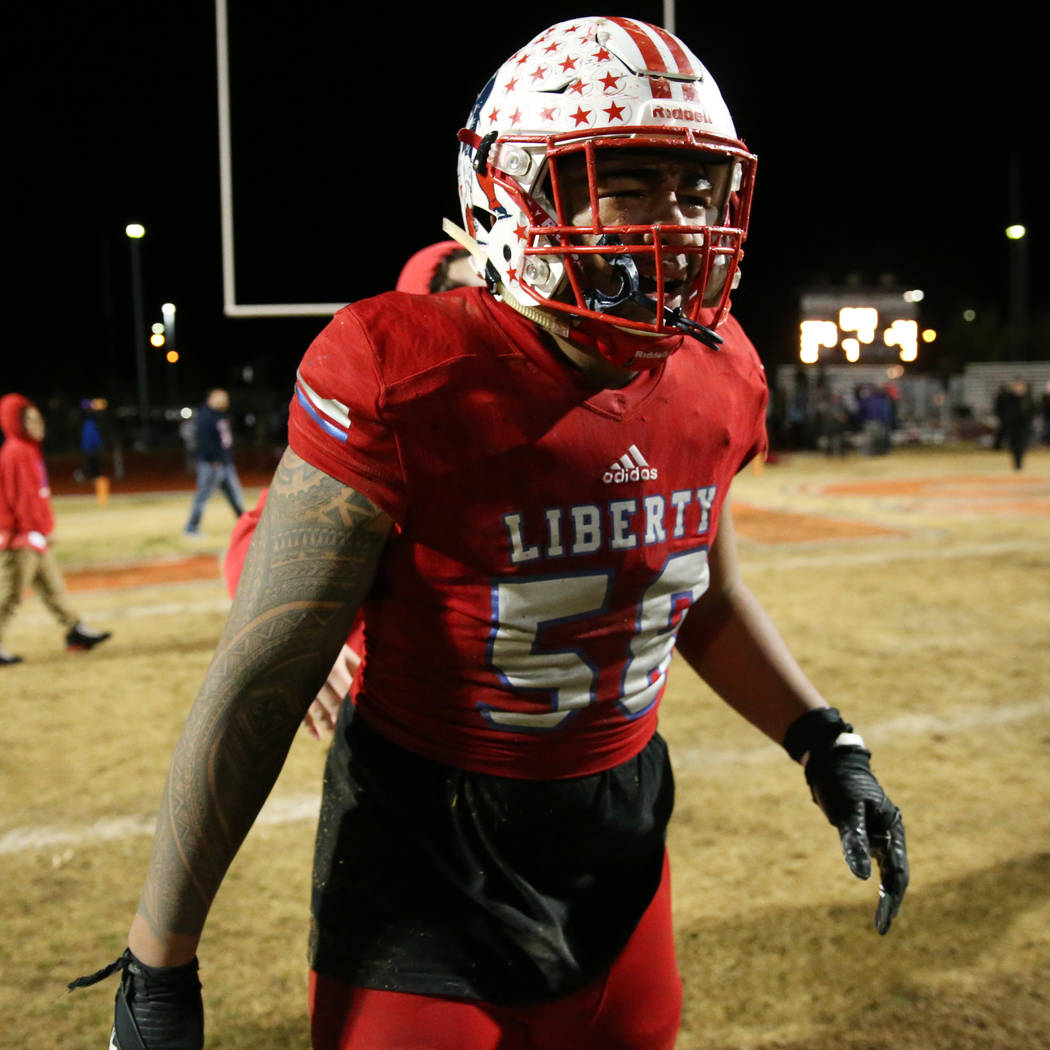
125, 223, 150, 445
1006, 158, 1029, 358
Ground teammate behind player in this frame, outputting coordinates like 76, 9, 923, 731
75, 17, 908, 1050
222, 240, 485, 739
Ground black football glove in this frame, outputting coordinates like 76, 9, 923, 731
68, 948, 203, 1050
783, 708, 909, 935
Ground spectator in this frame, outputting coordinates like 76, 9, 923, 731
856, 384, 892, 455
183, 388, 245, 536
813, 386, 850, 457
999, 378, 1036, 470
992, 382, 1011, 450
79, 400, 109, 505
0, 393, 112, 665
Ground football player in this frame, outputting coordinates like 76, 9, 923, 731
73, 17, 907, 1050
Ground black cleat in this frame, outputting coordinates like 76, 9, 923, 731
66, 624, 112, 652
0, 649, 24, 666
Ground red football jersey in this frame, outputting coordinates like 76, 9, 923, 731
288, 287, 767, 779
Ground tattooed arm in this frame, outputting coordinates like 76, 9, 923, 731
127, 448, 391, 966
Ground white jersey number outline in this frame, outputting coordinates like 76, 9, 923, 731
483, 548, 709, 731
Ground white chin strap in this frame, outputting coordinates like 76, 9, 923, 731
440, 218, 571, 338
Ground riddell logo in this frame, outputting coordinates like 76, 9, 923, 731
652, 105, 712, 124
603, 444, 658, 484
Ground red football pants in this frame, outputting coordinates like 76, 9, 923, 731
309, 853, 681, 1050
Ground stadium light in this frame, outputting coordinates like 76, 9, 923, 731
885, 319, 919, 362
125, 222, 149, 442
800, 320, 837, 363
161, 302, 177, 351
1005, 224, 1027, 240
839, 306, 878, 344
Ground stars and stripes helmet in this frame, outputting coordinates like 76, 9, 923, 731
454, 15, 757, 367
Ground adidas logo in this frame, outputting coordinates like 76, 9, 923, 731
602, 444, 658, 484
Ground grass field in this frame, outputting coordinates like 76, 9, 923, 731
1, 445, 1048, 1049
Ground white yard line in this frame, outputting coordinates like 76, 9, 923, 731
672, 696, 1050, 769
17, 538, 1043, 630
4, 697, 1048, 857
20, 597, 230, 625
0, 795, 322, 857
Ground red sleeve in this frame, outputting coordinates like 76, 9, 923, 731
223, 488, 268, 598
287, 308, 407, 523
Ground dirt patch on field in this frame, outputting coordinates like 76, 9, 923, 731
732, 502, 902, 543
802, 474, 1050, 515
56, 505, 896, 595
64, 554, 222, 592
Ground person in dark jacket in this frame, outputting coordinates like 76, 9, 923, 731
998, 378, 1036, 470
183, 388, 246, 536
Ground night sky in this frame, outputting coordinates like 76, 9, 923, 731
8, 3, 1045, 412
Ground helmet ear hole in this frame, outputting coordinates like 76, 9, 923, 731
474, 131, 498, 173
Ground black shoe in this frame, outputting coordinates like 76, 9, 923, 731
66, 624, 112, 652
0, 650, 23, 666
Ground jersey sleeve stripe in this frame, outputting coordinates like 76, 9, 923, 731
295, 380, 351, 443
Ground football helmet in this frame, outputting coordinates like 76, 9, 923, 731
454, 16, 756, 368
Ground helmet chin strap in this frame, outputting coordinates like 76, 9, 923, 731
441, 218, 573, 337
583, 235, 723, 350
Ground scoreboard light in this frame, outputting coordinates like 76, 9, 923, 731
839, 306, 879, 343
799, 319, 838, 363
885, 319, 918, 362
842, 337, 861, 362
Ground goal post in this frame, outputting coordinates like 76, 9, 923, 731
214, 0, 348, 318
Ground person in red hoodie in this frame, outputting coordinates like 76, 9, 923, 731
222, 240, 480, 736
0, 393, 112, 665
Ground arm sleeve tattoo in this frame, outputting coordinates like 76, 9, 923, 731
136, 448, 391, 943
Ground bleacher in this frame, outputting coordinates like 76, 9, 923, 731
959, 361, 1050, 419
